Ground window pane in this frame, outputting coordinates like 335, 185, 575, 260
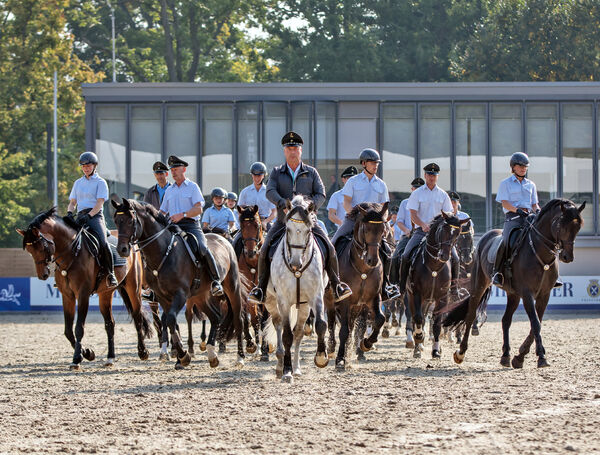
167, 105, 197, 183
237, 104, 259, 192
131, 106, 162, 199
491, 104, 522, 229
455, 104, 486, 233
316, 103, 337, 200
264, 103, 287, 176
562, 103, 593, 234
382, 104, 415, 204
291, 102, 312, 162
526, 104, 557, 207
338, 102, 377, 184
202, 105, 233, 196
95, 105, 126, 227
420, 104, 451, 189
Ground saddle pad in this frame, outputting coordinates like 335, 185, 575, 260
487, 235, 503, 265
107, 235, 128, 267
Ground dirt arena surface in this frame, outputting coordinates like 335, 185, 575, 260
1, 310, 599, 454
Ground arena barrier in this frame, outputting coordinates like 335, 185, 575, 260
1, 276, 600, 312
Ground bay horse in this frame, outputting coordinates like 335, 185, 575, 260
326, 202, 388, 370
406, 212, 470, 359
265, 196, 329, 383
112, 198, 245, 369
445, 199, 585, 368
17, 208, 152, 369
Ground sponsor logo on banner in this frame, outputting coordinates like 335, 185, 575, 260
29, 277, 124, 309
586, 279, 599, 299
0, 278, 30, 311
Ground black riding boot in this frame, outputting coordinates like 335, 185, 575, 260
248, 249, 270, 305
102, 243, 118, 288
202, 250, 224, 297
325, 247, 352, 303
398, 257, 410, 294
492, 242, 506, 287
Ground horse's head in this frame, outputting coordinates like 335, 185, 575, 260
112, 197, 140, 257
555, 200, 585, 263
284, 196, 315, 272
429, 211, 471, 262
238, 205, 262, 258
17, 208, 58, 280
456, 220, 475, 265
354, 202, 388, 267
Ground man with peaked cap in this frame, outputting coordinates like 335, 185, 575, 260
159, 155, 224, 297
144, 161, 171, 210
447, 191, 472, 224
327, 165, 358, 230
397, 163, 455, 295
247, 131, 352, 305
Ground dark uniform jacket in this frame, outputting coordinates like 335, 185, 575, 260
144, 184, 167, 210
266, 162, 326, 221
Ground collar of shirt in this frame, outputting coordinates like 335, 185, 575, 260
84, 173, 101, 181
510, 174, 531, 185
287, 162, 302, 181
174, 178, 190, 188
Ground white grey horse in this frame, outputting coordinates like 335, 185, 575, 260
264, 196, 329, 383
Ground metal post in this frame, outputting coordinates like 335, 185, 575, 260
53, 70, 58, 208
108, 1, 116, 82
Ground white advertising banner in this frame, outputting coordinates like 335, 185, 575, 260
29, 277, 125, 309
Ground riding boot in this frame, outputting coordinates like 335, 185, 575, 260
325, 248, 352, 303
102, 243, 118, 288
398, 257, 411, 294
248, 250, 270, 305
492, 242, 506, 287
202, 250, 224, 297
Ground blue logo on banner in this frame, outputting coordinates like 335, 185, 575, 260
0, 278, 30, 311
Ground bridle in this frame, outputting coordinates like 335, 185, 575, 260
282, 214, 316, 309
526, 207, 577, 271
457, 223, 474, 265
424, 221, 460, 265
240, 214, 263, 255
25, 233, 55, 267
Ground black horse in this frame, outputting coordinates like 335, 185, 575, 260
405, 211, 470, 359
446, 199, 585, 368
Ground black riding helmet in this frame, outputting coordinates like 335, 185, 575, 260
79, 152, 98, 165
250, 161, 268, 176
359, 148, 381, 164
226, 192, 238, 201
510, 152, 530, 167
211, 187, 227, 199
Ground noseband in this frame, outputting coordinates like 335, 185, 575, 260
25, 234, 55, 266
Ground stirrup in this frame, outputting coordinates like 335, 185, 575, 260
492, 272, 504, 287
553, 279, 563, 289
334, 283, 352, 303
210, 281, 224, 297
384, 284, 401, 300
248, 287, 265, 305
106, 273, 118, 288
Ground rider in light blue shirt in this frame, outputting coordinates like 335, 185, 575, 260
225, 192, 240, 230
202, 188, 235, 232
327, 166, 359, 231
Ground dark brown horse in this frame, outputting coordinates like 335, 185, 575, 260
445, 199, 585, 368
18, 208, 152, 369
406, 212, 470, 359
326, 202, 388, 370
112, 198, 245, 369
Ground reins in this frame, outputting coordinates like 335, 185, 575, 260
282, 214, 316, 309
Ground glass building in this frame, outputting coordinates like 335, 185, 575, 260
83, 82, 600, 248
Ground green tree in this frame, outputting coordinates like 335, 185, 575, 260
0, 0, 102, 247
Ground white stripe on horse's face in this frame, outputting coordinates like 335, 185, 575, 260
286, 217, 311, 269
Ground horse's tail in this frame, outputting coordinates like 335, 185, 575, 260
216, 298, 236, 343
118, 288, 154, 339
443, 287, 491, 331
192, 303, 205, 323
476, 287, 490, 327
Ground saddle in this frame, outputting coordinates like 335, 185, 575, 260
76, 227, 127, 268
269, 227, 327, 264
487, 227, 526, 266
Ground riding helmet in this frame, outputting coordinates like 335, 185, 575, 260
510, 152, 530, 167
226, 192, 238, 201
250, 161, 268, 176
79, 152, 98, 165
211, 187, 228, 199
359, 148, 381, 163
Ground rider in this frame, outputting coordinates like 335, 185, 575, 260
202, 187, 235, 232
159, 155, 224, 297
247, 131, 352, 305
327, 166, 359, 231
447, 191, 472, 225
143, 161, 171, 210
492, 152, 550, 287
331, 148, 400, 300
397, 163, 455, 295
225, 192, 240, 230
67, 152, 118, 288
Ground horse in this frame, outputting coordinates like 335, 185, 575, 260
405, 212, 470, 359
17, 208, 153, 369
112, 198, 245, 369
264, 196, 329, 383
445, 199, 585, 368
237, 205, 273, 360
325, 202, 389, 370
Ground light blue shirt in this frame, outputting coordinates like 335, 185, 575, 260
394, 199, 412, 239
231, 208, 240, 229
326, 189, 346, 223
238, 184, 275, 218
160, 178, 205, 221
316, 218, 328, 234
287, 164, 301, 182
69, 173, 109, 211
342, 172, 390, 207
156, 183, 170, 204
202, 205, 235, 230
406, 184, 453, 226
496, 175, 539, 213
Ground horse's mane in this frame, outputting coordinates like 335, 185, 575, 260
23, 207, 79, 248
347, 202, 386, 222
27, 207, 58, 231
132, 200, 169, 226
538, 198, 582, 223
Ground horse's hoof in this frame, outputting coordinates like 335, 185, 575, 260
382, 328, 390, 338
537, 357, 550, 368
83, 349, 95, 362
171, 349, 178, 358
200, 341, 207, 352
138, 349, 149, 361
209, 357, 220, 368
511, 356, 524, 369
471, 326, 480, 336
314, 352, 329, 368
327, 351, 336, 359
174, 360, 185, 370
188, 351, 195, 359
281, 373, 293, 384
406, 340, 415, 349
260, 354, 269, 362
356, 351, 366, 362
218, 344, 227, 354
414, 332, 424, 343
246, 343, 257, 354
359, 339, 371, 352
276, 368, 283, 379
413, 349, 421, 359
304, 325, 313, 337
335, 360, 346, 371
69, 363, 81, 371
158, 352, 170, 362
453, 350, 464, 364
500, 355, 511, 368
391, 319, 399, 328
178, 352, 192, 367
104, 358, 115, 367
268, 344, 276, 354
432, 349, 441, 359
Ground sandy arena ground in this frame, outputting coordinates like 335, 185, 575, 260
0, 310, 599, 454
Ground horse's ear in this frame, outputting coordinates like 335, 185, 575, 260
237, 205, 243, 214
111, 199, 120, 209
380, 201, 389, 216
285, 199, 292, 211
16, 228, 25, 237
358, 205, 368, 215
578, 201, 586, 213
441, 210, 449, 219
460, 217, 471, 225
252, 205, 259, 214
122, 198, 131, 210
307, 201, 315, 213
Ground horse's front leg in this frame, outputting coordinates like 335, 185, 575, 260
71, 292, 94, 370
280, 303, 294, 383
313, 294, 329, 369
513, 291, 550, 368
265, 295, 284, 377
148, 300, 163, 348
499, 294, 520, 367
185, 302, 195, 357
98, 292, 116, 367
431, 308, 443, 359
362, 295, 385, 352
166, 290, 191, 369
62, 293, 76, 349
292, 303, 310, 376
205, 312, 220, 368
325, 293, 337, 359
244, 305, 257, 355
159, 311, 170, 361
335, 305, 351, 370
259, 308, 271, 361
